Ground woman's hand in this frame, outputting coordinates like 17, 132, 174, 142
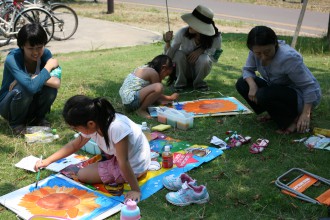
248, 86, 258, 103
163, 31, 173, 42
296, 104, 312, 133
9, 80, 17, 91
44, 58, 59, 73
125, 190, 141, 203
245, 77, 258, 103
187, 48, 204, 64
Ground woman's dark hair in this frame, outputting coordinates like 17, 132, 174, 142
147, 54, 176, 86
62, 95, 116, 148
17, 23, 48, 49
246, 26, 279, 51
184, 25, 221, 50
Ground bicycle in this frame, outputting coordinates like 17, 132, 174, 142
32, 0, 78, 41
0, 0, 54, 46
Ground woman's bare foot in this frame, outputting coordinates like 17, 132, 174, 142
257, 114, 272, 122
136, 109, 152, 119
276, 121, 297, 135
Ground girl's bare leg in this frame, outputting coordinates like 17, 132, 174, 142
77, 163, 102, 184
137, 83, 163, 118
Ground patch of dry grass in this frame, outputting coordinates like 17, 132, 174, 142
224, 0, 330, 13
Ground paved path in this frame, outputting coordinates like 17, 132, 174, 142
0, 16, 162, 55
117, 0, 328, 36
0, 1, 327, 55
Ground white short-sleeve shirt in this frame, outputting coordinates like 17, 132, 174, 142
81, 113, 151, 174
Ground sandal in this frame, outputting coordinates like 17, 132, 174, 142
228, 135, 252, 147
249, 138, 269, 154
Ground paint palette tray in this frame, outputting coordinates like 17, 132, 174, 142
157, 107, 194, 130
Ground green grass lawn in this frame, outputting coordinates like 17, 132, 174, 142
0, 32, 329, 219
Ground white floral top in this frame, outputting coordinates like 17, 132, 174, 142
119, 66, 150, 104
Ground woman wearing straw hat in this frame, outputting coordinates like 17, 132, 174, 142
164, 5, 222, 92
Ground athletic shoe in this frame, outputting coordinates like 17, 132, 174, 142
162, 173, 197, 191
165, 181, 210, 206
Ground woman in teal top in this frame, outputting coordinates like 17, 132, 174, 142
0, 23, 61, 135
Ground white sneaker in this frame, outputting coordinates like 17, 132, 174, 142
165, 182, 210, 206
162, 173, 197, 191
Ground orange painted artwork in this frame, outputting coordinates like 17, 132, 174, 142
0, 174, 122, 220
174, 97, 252, 117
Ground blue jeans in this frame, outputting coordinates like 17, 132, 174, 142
0, 84, 57, 128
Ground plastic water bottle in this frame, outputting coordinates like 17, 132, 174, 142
162, 145, 173, 168
141, 122, 152, 141
120, 199, 141, 220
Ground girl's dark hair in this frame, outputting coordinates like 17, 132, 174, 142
147, 54, 176, 86
246, 26, 279, 51
184, 25, 221, 50
17, 23, 48, 49
62, 95, 116, 148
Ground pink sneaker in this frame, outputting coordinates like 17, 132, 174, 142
165, 182, 210, 206
162, 173, 196, 191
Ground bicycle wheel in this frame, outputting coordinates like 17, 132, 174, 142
0, 9, 13, 46
14, 7, 54, 43
50, 4, 78, 41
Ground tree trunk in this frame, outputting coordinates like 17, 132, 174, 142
327, 13, 330, 48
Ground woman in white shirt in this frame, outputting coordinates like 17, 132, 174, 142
164, 5, 222, 92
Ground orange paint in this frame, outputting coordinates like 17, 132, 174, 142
183, 100, 237, 114
18, 186, 100, 218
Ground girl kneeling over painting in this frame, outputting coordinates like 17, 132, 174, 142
35, 95, 151, 202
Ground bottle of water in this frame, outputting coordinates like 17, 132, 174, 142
120, 199, 141, 220
141, 122, 152, 141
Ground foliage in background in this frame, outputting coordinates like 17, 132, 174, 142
0, 0, 330, 218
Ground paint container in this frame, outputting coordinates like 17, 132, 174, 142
313, 127, 330, 137
120, 199, 141, 220
174, 103, 183, 110
157, 107, 194, 130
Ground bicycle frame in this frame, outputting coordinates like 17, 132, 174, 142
0, 1, 21, 37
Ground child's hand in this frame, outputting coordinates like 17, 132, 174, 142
34, 159, 48, 172
125, 190, 141, 203
171, 93, 179, 100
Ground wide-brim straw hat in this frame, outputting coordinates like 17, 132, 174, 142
181, 5, 215, 36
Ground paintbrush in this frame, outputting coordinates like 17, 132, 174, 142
35, 155, 42, 188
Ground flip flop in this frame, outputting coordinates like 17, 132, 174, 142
249, 138, 269, 154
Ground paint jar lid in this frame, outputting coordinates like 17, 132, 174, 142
164, 145, 170, 152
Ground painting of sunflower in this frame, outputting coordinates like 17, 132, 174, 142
0, 175, 122, 220
19, 186, 100, 218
